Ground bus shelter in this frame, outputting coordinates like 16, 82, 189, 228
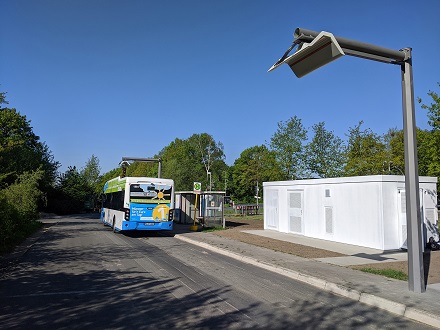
175, 191, 225, 228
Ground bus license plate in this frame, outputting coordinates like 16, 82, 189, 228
145, 223, 154, 226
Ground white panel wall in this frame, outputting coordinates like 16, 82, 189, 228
264, 189, 279, 230
420, 181, 439, 244
263, 175, 438, 251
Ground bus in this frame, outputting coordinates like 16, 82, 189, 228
100, 176, 174, 232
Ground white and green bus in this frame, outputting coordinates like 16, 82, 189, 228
100, 176, 174, 232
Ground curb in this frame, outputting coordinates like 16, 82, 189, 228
175, 234, 440, 329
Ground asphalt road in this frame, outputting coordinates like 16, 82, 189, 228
0, 215, 434, 329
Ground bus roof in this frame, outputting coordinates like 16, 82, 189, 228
103, 176, 174, 194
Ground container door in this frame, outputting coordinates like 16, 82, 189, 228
421, 189, 439, 241
265, 189, 279, 230
398, 190, 407, 249
398, 189, 426, 249
288, 190, 303, 234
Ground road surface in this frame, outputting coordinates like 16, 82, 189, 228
0, 215, 433, 329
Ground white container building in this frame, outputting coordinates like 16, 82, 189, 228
263, 175, 438, 251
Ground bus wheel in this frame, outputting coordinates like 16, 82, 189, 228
112, 216, 117, 233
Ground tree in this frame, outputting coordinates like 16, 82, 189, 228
48, 166, 90, 214
0, 94, 59, 186
427, 132, 440, 190
418, 82, 440, 130
125, 161, 158, 178
382, 127, 440, 185
305, 122, 346, 178
190, 133, 227, 191
81, 155, 101, 210
269, 116, 307, 180
159, 137, 202, 191
417, 84, 440, 192
81, 155, 101, 189
0, 91, 59, 251
230, 145, 284, 202
383, 128, 405, 175
158, 133, 227, 191
344, 121, 387, 176
80, 133, 228, 196
0, 92, 8, 106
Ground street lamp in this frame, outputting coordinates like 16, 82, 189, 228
223, 170, 228, 193
383, 161, 404, 175
269, 28, 424, 293
207, 171, 212, 192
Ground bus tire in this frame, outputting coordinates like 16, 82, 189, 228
112, 216, 117, 233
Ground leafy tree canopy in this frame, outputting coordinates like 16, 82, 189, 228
48, 166, 90, 214
269, 115, 308, 180
418, 82, 440, 130
383, 128, 405, 175
305, 122, 346, 178
158, 133, 227, 191
231, 145, 284, 202
0, 93, 59, 186
344, 121, 387, 176
81, 154, 101, 194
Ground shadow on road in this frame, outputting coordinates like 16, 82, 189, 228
0, 214, 427, 329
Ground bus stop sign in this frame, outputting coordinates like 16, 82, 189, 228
193, 182, 201, 194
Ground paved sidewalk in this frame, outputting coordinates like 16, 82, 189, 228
173, 224, 440, 329
242, 229, 410, 266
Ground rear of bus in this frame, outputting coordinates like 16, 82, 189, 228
123, 177, 174, 231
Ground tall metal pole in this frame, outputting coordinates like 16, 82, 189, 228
401, 48, 425, 293
224, 171, 227, 192
270, 28, 426, 293
158, 159, 162, 178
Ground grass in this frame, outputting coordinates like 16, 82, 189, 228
359, 267, 408, 281
224, 212, 264, 221
231, 214, 264, 221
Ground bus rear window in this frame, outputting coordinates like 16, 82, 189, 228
130, 183, 172, 203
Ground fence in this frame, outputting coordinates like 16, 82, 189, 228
234, 204, 260, 216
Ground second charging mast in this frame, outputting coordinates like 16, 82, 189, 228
120, 157, 162, 178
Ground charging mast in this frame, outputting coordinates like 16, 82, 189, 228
269, 28, 424, 293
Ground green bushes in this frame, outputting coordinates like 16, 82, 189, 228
0, 169, 44, 254
0, 93, 58, 253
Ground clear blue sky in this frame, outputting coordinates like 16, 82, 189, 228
1, 0, 439, 175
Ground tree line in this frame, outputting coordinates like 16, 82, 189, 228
0, 83, 439, 252
0, 92, 102, 252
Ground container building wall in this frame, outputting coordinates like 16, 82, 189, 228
263, 175, 438, 251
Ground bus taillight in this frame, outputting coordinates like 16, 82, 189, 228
124, 208, 130, 220
168, 209, 174, 221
